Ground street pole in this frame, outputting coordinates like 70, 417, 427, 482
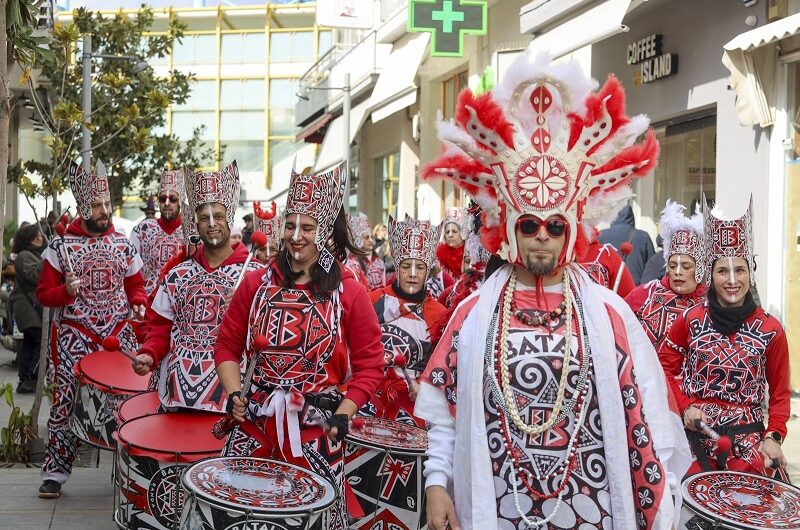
342, 73, 350, 208
81, 34, 92, 171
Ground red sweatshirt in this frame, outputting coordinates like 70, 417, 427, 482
214, 260, 385, 408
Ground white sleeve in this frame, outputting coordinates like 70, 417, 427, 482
416, 382, 455, 489
129, 225, 142, 254
42, 246, 62, 273
150, 282, 175, 321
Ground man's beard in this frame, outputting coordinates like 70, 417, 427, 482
161, 208, 179, 220
85, 215, 110, 234
526, 254, 557, 276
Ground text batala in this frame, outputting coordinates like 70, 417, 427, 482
627, 34, 677, 84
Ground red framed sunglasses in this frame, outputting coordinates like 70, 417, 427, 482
516, 217, 567, 237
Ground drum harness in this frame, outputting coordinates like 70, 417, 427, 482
686, 421, 764, 471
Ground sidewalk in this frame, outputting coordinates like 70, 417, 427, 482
0, 343, 798, 529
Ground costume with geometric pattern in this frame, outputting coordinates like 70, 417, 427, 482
129, 217, 184, 295
214, 262, 385, 529
579, 241, 635, 297
37, 218, 146, 484
139, 243, 264, 412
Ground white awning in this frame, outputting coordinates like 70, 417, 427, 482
367, 32, 430, 124
313, 100, 370, 172
524, 0, 631, 59
722, 14, 800, 128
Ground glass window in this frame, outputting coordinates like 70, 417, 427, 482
221, 140, 264, 172
269, 139, 303, 181
376, 151, 400, 220
174, 79, 217, 110
172, 34, 217, 66
269, 31, 314, 62
318, 31, 332, 57
441, 69, 468, 119
269, 78, 298, 136
171, 110, 216, 140
220, 79, 265, 110
221, 33, 266, 64
220, 110, 265, 139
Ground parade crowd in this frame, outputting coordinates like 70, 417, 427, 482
5, 51, 792, 530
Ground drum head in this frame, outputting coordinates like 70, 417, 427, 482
347, 417, 427, 455
75, 350, 150, 394
682, 471, 800, 530
183, 457, 337, 516
116, 412, 225, 462
116, 391, 161, 424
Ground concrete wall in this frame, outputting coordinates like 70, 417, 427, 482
591, 0, 772, 291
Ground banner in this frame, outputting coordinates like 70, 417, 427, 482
316, 0, 374, 29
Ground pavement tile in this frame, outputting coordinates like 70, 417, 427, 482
0, 510, 54, 526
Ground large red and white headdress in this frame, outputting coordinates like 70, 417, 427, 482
284, 161, 347, 272
703, 195, 754, 284
659, 200, 705, 283
422, 52, 658, 265
159, 169, 183, 199
185, 160, 240, 226
348, 212, 372, 249
389, 215, 441, 269
69, 160, 111, 219
253, 201, 281, 251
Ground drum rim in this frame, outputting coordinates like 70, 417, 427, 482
76, 350, 150, 394
116, 413, 225, 459
681, 470, 800, 530
346, 417, 427, 455
182, 456, 338, 515
115, 391, 161, 424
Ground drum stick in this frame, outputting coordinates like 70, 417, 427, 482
54, 223, 76, 275
231, 231, 267, 292
102, 337, 144, 366
212, 334, 268, 439
694, 419, 732, 454
392, 353, 415, 390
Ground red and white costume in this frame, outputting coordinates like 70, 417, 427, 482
659, 198, 791, 475
213, 162, 384, 529
38, 161, 146, 484
347, 212, 386, 290
129, 170, 185, 295
436, 207, 468, 279
140, 161, 263, 413
415, 52, 690, 529
580, 240, 635, 297
253, 200, 281, 258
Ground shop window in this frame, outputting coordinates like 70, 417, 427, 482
270, 31, 315, 63
652, 115, 716, 213
269, 78, 299, 136
376, 151, 400, 220
441, 69, 469, 120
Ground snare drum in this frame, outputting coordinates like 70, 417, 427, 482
180, 457, 337, 530
681, 471, 800, 529
114, 390, 162, 425
345, 417, 428, 530
114, 412, 225, 530
70, 349, 150, 450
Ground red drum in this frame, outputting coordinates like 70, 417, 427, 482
114, 390, 162, 425
682, 471, 800, 529
114, 412, 225, 530
180, 457, 337, 530
345, 417, 428, 530
70, 349, 150, 450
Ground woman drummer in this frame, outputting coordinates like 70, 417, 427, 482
214, 162, 384, 529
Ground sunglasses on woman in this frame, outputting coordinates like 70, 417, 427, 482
516, 217, 567, 238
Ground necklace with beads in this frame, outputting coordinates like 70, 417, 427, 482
511, 299, 567, 328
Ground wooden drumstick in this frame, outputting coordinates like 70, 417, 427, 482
102, 336, 144, 366
694, 419, 732, 454
212, 334, 268, 439
54, 223, 75, 274
392, 353, 415, 390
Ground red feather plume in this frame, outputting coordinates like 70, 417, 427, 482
591, 129, 660, 189
454, 90, 515, 151
568, 75, 630, 154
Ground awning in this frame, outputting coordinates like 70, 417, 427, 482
524, 0, 631, 59
722, 13, 800, 128
313, 100, 370, 172
295, 113, 333, 143
367, 32, 430, 124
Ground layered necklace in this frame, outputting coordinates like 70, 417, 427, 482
485, 268, 593, 527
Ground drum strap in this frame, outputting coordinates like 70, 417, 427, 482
686, 421, 764, 471
251, 383, 342, 413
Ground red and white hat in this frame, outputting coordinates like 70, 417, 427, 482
284, 161, 347, 272
186, 161, 240, 226
159, 169, 183, 199
442, 206, 470, 236
389, 214, 441, 269
704, 195, 754, 284
422, 52, 658, 266
659, 200, 705, 283
253, 201, 281, 252
69, 160, 111, 220
348, 212, 372, 249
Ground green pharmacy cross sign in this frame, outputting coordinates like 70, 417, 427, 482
409, 0, 487, 57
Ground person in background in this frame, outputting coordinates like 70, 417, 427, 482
347, 212, 386, 290
139, 195, 157, 220
640, 234, 666, 284
599, 203, 655, 285
241, 213, 254, 245
230, 225, 243, 245
10, 223, 45, 394
435, 206, 467, 279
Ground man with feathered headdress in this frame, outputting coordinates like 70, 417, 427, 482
626, 200, 707, 351
414, 52, 690, 530
132, 161, 264, 414
130, 170, 185, 296
37, 161, 147, 499
659, 197, 790, 479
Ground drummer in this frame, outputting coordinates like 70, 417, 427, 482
659, 197, 790, 475
133, 162, 264, 413
36, 161, 147, 499
364, 214, 446, 426
214, 161, 384, 529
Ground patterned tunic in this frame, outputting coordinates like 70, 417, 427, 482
147, 245, 263, 412
626, 276, 706, 352
130, 218, 184, 295
346, 255, 386, 290
659, 304, 791, 472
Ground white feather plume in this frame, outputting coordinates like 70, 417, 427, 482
659, 199, 704, 261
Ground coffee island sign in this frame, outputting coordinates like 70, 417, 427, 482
627, 34, 677, 85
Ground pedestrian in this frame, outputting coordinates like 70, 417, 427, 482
241, 213, 254, 245
417, 52, 690, 530
139, 195, 157, 220
36, 160, 146, 499
9, 223, 46, 394
599, 204, 655, 284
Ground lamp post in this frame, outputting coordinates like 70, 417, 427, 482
81, 34, 151, 170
